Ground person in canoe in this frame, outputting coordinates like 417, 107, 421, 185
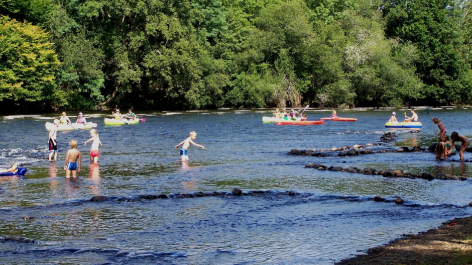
432, 117, 446, 140
113, 109, 122, 120
331, 110, 337, 119
273, 108, 282, 118
300, 114, 307, 121
59, 112, 71, 125
75, 112, 87, 125
125, 109, 136, 120
404, 108, 418, 122
289, 108, 298, 118
451, 132, 469, 161
388, 112, 397, 123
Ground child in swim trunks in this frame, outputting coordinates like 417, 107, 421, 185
175, 131, 205, 161
84, 129, 102, 163
64, 140, 81, 178
451, 132, 469, 161
48, 119, 59, 161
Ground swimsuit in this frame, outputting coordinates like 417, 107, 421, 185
90, 150, 99, 157
180, 149, 188, 156
77, 117, 86, 124
49, 139, 57, 153
66, 162, 77, 170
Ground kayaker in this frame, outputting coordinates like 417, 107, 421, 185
113, 109, 122, 120
451, 132, 469, 161
289, 108, 298, 118
282, 108, 288, 117
405, 108, 418, 122
432, 117, 446, 140
300, 114, 307, 121
331, 110, 337, 119
59, 112, 71, 124
175, 131, 205, 161
48, 119, 59, 161
126, 109, 136, 120
273, 108, 282, 118
75, 112, 87, 124
64, 140, 81, 178
388, 112, 397, 123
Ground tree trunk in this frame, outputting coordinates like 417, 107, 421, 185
99, 84, 120, 106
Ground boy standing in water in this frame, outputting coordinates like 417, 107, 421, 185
432, 117, 446, 140
64, 140, 81, 178
48, 119, 59, 161
84, 129, 102, 163
175, 131, 205, 161
451, 132, 469, 161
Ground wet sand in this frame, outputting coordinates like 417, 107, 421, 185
337, 215, 472, 264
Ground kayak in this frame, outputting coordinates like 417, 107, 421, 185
0, 167, 27, 176
385, 121, 422, 128
276, 120, 324, 125
262, 116, 299, 122
45, 122, 97, 131
320, 117, 357, 122
104, 118, 139, 125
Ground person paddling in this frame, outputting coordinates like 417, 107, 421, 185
405, 108, 418, 122
125, 109, 136, 120
59, 112, 71, 125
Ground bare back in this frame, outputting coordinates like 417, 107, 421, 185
66, 149, 81, 163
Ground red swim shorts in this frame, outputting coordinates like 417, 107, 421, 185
90, 150, 99, 157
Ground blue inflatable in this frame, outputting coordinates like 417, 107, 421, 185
0, 167, 27, 176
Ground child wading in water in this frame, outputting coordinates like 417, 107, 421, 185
84, 129, 102, 163
64, 140, 81, 178
432, 117, 446, 140
451, 132, 469, 161
48, 119, 59, 161
175, 131, 205, 161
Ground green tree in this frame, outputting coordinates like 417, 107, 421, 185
0, 16, 61, 109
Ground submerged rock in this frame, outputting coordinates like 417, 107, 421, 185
91, 196, 110, 202
232, 188, 242, 196
395, 197, 404, 204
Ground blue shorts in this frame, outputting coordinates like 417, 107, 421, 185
180, 149, 188, 156
66, 162, 77, 170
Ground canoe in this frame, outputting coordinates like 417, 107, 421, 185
385, 121, 422, 128
45, 122, 97, 131
320, 117, 357, 122
276, 120, 324, 125
0, 167, 27, 176
262, 116, 299, 122
104, 118, 139, 125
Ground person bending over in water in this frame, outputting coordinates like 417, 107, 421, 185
84, 129, 102, 163
64, 140, 81, 178
405, 108, 418, 122
175, 131, 205, 161
451, 132, 469, 161
432, 117, 446, 140
388, 112, 397, 123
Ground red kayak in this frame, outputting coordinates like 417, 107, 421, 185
320, 117, 357, 122
276, 120, 324, 125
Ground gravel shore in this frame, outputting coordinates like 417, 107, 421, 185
337, 216, 472, 264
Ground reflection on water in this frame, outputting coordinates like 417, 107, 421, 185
1, 109, 472, 264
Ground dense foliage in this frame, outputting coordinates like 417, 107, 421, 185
0, 0, 471, 112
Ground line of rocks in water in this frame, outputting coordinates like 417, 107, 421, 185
305, 163, 467, 181
288, 145, 425, 157
0, 235, 35, 244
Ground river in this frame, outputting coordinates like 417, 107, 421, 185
1, 108, 472, 264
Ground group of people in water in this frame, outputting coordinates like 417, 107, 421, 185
432, 118, 469, 161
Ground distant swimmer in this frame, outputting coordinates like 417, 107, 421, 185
432, 117, 446, 140
388, 112, 397, 123
64, 140, 81, 178
84, 129, 102, 163
405, 108, 418, 122
175, 131, 205, 161
451, 132, 469, 161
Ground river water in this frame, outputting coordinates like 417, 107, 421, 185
1, 109, 472, 264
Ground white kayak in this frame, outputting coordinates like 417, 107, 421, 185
45, 122, 97, 131
262, 116, 300, 122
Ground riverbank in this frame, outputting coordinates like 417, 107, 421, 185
337, 215, 472, 264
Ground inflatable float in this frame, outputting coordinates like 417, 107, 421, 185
385, 121, 422, 128
276, 120, 324, 125
262, 116, 299, 123
320, 117, 357, 122
0, 167, 27, 176
104, 118, 139, 125
45, 122, 97, 131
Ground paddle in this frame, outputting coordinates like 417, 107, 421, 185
297, 105, 310, 119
